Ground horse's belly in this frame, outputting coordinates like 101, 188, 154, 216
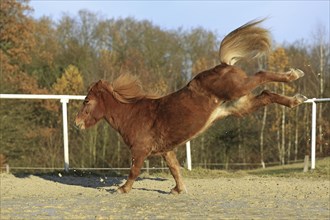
153, 102, 229, 151
173, 106, 228, 145
193, 107, 228, 136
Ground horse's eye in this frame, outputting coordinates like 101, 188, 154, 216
83, 100, 89, 105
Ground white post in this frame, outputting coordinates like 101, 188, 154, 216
311, 100, 317, 170
61, 98, 70, 172
186, 141, 192, 171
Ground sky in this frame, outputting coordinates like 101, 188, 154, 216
29, 0, 330, 44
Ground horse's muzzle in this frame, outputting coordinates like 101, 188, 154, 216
75, 118, 85, 130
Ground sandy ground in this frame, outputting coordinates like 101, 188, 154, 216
0, 173, 329, 219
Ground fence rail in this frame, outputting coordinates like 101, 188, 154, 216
303, 98, 330, 169
1, 94, 329, 172
1, 159, 306, 174
0, 94, 85, 172
0, 166, 168, 173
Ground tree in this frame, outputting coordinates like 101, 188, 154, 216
268, 47, 290, 165
0, 0, 52, 168
28, 17, 60, 89
0, 0, 40, 94
310, 23, 330, 154
2, 3, 327, 170
285, 41, 313, 161
52, 65, 84, 95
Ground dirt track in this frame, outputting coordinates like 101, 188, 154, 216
0, 173, 329, 219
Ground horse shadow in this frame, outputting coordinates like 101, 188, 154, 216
13, 172, 170, 194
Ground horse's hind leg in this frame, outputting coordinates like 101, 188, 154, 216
239, 69, 305, 96
254, 68, 305, 83
230, 90, 307, 117
223, 68, 305, 100
163, 151, 187, 194
254, 90, 307, 108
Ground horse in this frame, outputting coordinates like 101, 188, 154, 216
75, 19, 307, 194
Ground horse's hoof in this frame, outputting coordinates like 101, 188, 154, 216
170, 186, 188, 195
294, 94, 308, 103
290, 94, 308, 107
289, 68, 305, 79
116, 187, 128, 194
170, 188, 180, 195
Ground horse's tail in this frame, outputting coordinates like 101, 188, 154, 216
219, 19, 271, 66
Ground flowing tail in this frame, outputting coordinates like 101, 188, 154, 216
219, 19, 271, 66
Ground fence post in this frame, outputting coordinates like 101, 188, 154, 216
5, 164, 10, 174
186, 141, 192, 171
60, 98, 70, 172
145, 160, 150, 174
311, 100, 317, 170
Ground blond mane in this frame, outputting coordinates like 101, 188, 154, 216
105, 74, 160, 103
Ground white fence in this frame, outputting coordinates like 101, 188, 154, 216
0, 94, 329, 171
0, 94, 84, 172
304, 98, 330, 169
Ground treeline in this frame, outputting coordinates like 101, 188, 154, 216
0, 0, 329, 170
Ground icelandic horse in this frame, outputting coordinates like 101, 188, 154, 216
75, 19, 307, 194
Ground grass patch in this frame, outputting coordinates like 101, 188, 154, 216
149, 167, 243, 179
151, 157, 330, 180
181, 167, 246, 178
248, 157, 330, 179
5, 157, 329, 180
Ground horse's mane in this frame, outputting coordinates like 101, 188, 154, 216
103, 74, 160, 103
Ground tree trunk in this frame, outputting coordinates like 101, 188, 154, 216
304, 103, 311, 170
303, 155, 309, 172
102, 123, 108, 167
237, 120, 242, 161
281, 84, 286, 165
201, 135, 207, 168
318, 103, 323, 154
117, 133, 121, 167
318, 39, 324, 154
89, 127, 98, 167
273, 85, 282, 164
287, 121, 292, 163
260, 106, 267, 168
294, 107, 299, 161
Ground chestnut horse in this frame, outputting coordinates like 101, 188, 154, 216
75, 19, 307, 194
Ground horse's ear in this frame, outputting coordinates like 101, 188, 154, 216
96, 80, 106, 89
96, 80, 112, 93
87, 80, 103, 93
96, 80, 106, 85
93, 80, 104, 90
87, 82, 97, 92
100, 80, 109, 87
87, 80, 111, 94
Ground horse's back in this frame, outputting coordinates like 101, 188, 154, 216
192, 64, 247, 100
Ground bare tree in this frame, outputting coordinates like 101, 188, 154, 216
311, 23, 329, 154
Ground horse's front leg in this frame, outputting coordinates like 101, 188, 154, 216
163, 150, 187, 194
117, 149, 148, 193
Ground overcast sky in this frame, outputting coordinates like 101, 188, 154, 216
30, 0, 329, 44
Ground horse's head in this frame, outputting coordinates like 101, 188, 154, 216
75, 80, 107, 129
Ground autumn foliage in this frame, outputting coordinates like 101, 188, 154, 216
0, 0, 329, 170
52, 65, 84, 95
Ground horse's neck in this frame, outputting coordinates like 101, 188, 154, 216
103, 92, 139, 146
102, 91, 129, 132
